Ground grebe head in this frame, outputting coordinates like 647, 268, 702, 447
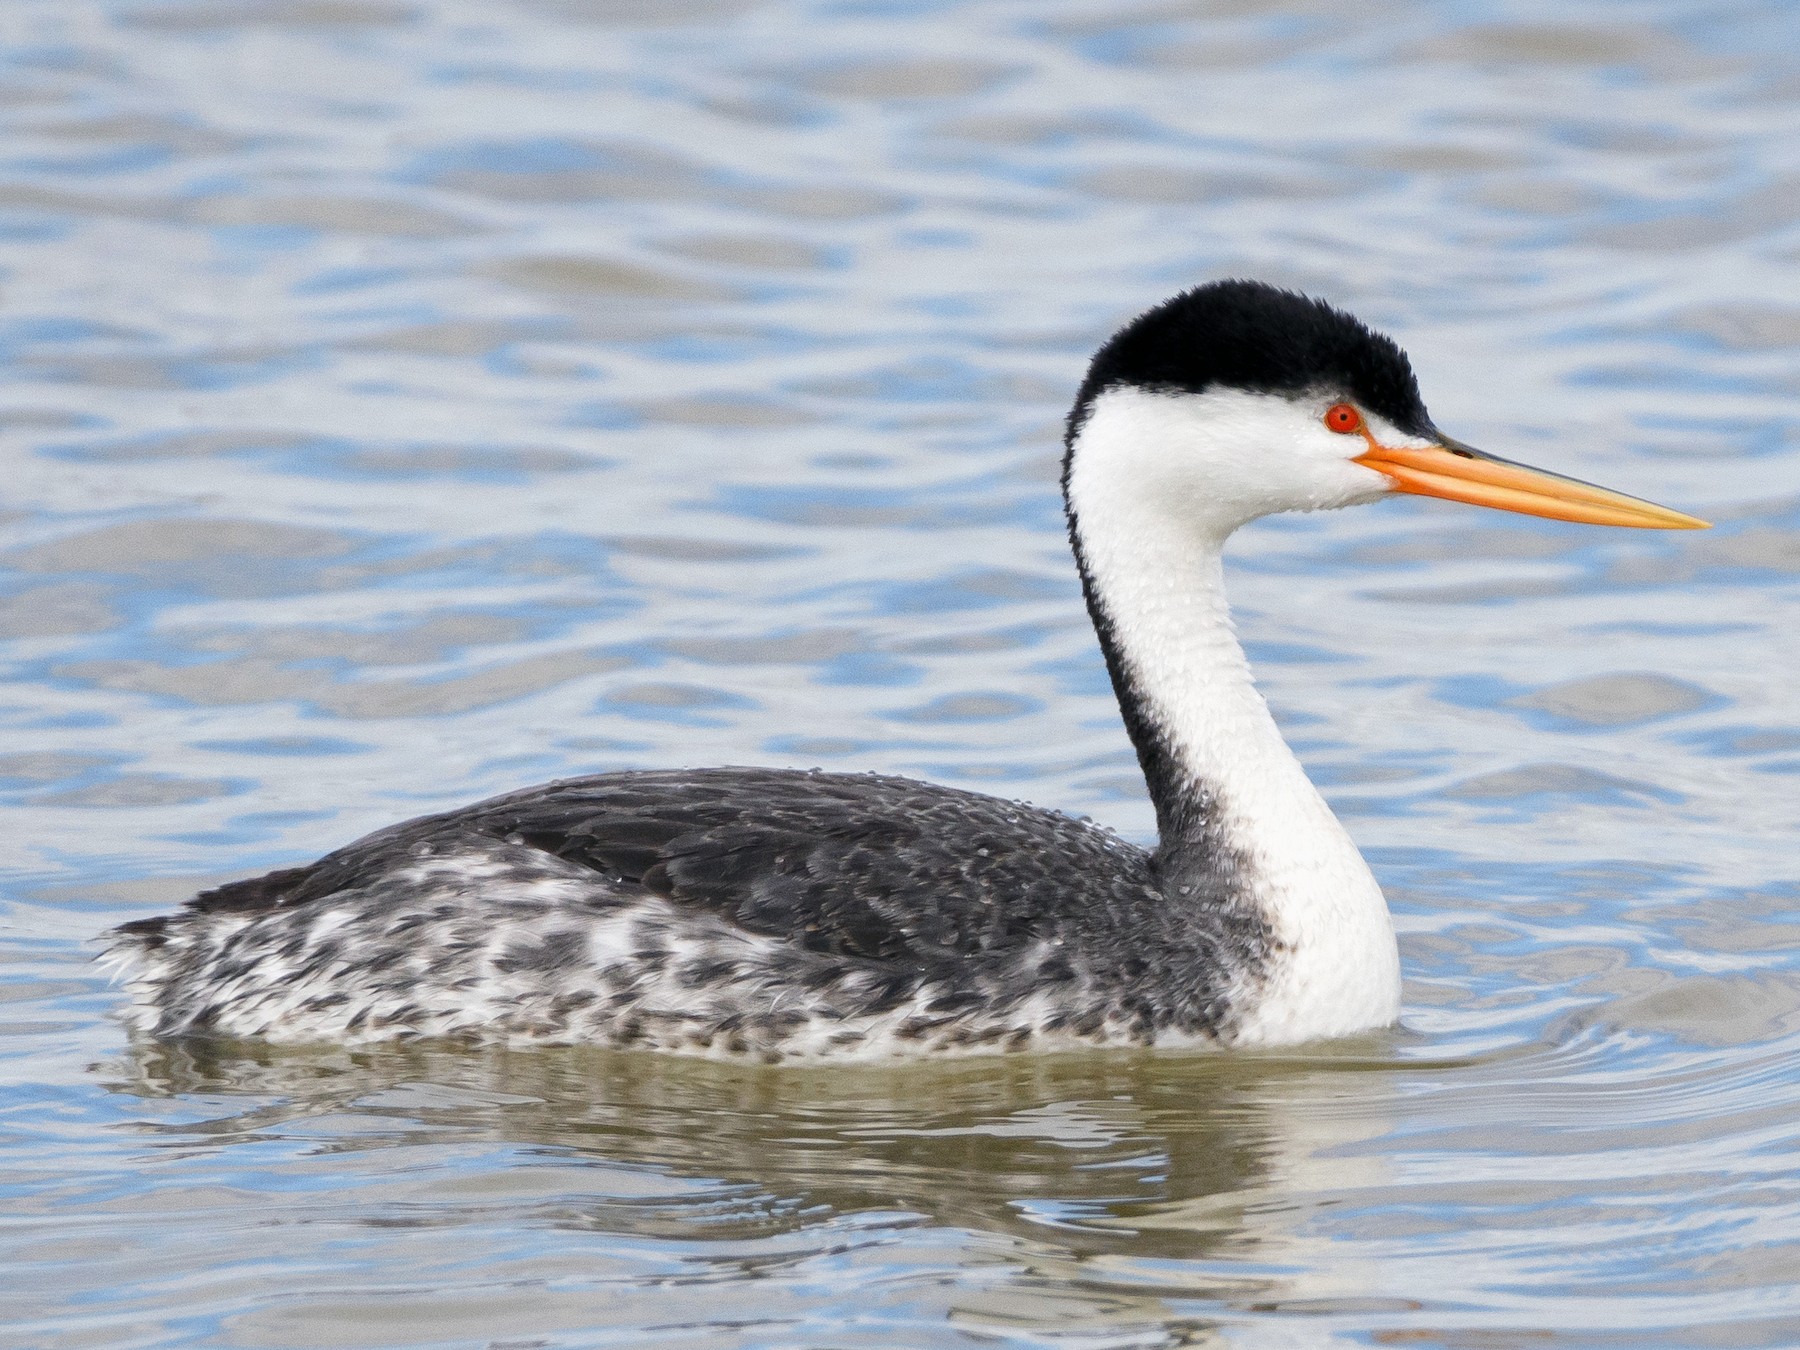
1065, 279, 1709, 539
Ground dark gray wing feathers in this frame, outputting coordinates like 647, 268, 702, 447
118, 768, 1161, 973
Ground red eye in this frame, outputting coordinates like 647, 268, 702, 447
1324, 403, 1362, 434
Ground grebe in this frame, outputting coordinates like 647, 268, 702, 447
103, 281, 1705, 1060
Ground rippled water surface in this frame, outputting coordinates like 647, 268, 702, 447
5, 1, 1800, 1345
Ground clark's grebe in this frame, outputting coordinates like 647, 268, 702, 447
103, 280, 1706, 1060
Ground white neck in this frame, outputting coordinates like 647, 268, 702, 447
1065, 387, 1401, 1044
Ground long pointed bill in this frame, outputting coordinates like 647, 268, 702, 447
1353, 436, 1709, 529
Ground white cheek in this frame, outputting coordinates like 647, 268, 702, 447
1072, 386, 1423, 536
1317, 449, 1397, 510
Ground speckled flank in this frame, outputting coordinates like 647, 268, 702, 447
103, 769, 1274, 1060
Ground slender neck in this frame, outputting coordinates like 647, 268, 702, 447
1067, 486, 1320, 884
1062, 388, 1400, 1041
1062, 391, 1331, 878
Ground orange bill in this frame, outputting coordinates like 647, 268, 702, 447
1354, 436, 1708, 530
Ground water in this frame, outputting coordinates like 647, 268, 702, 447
4, 0, 1799, 1344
